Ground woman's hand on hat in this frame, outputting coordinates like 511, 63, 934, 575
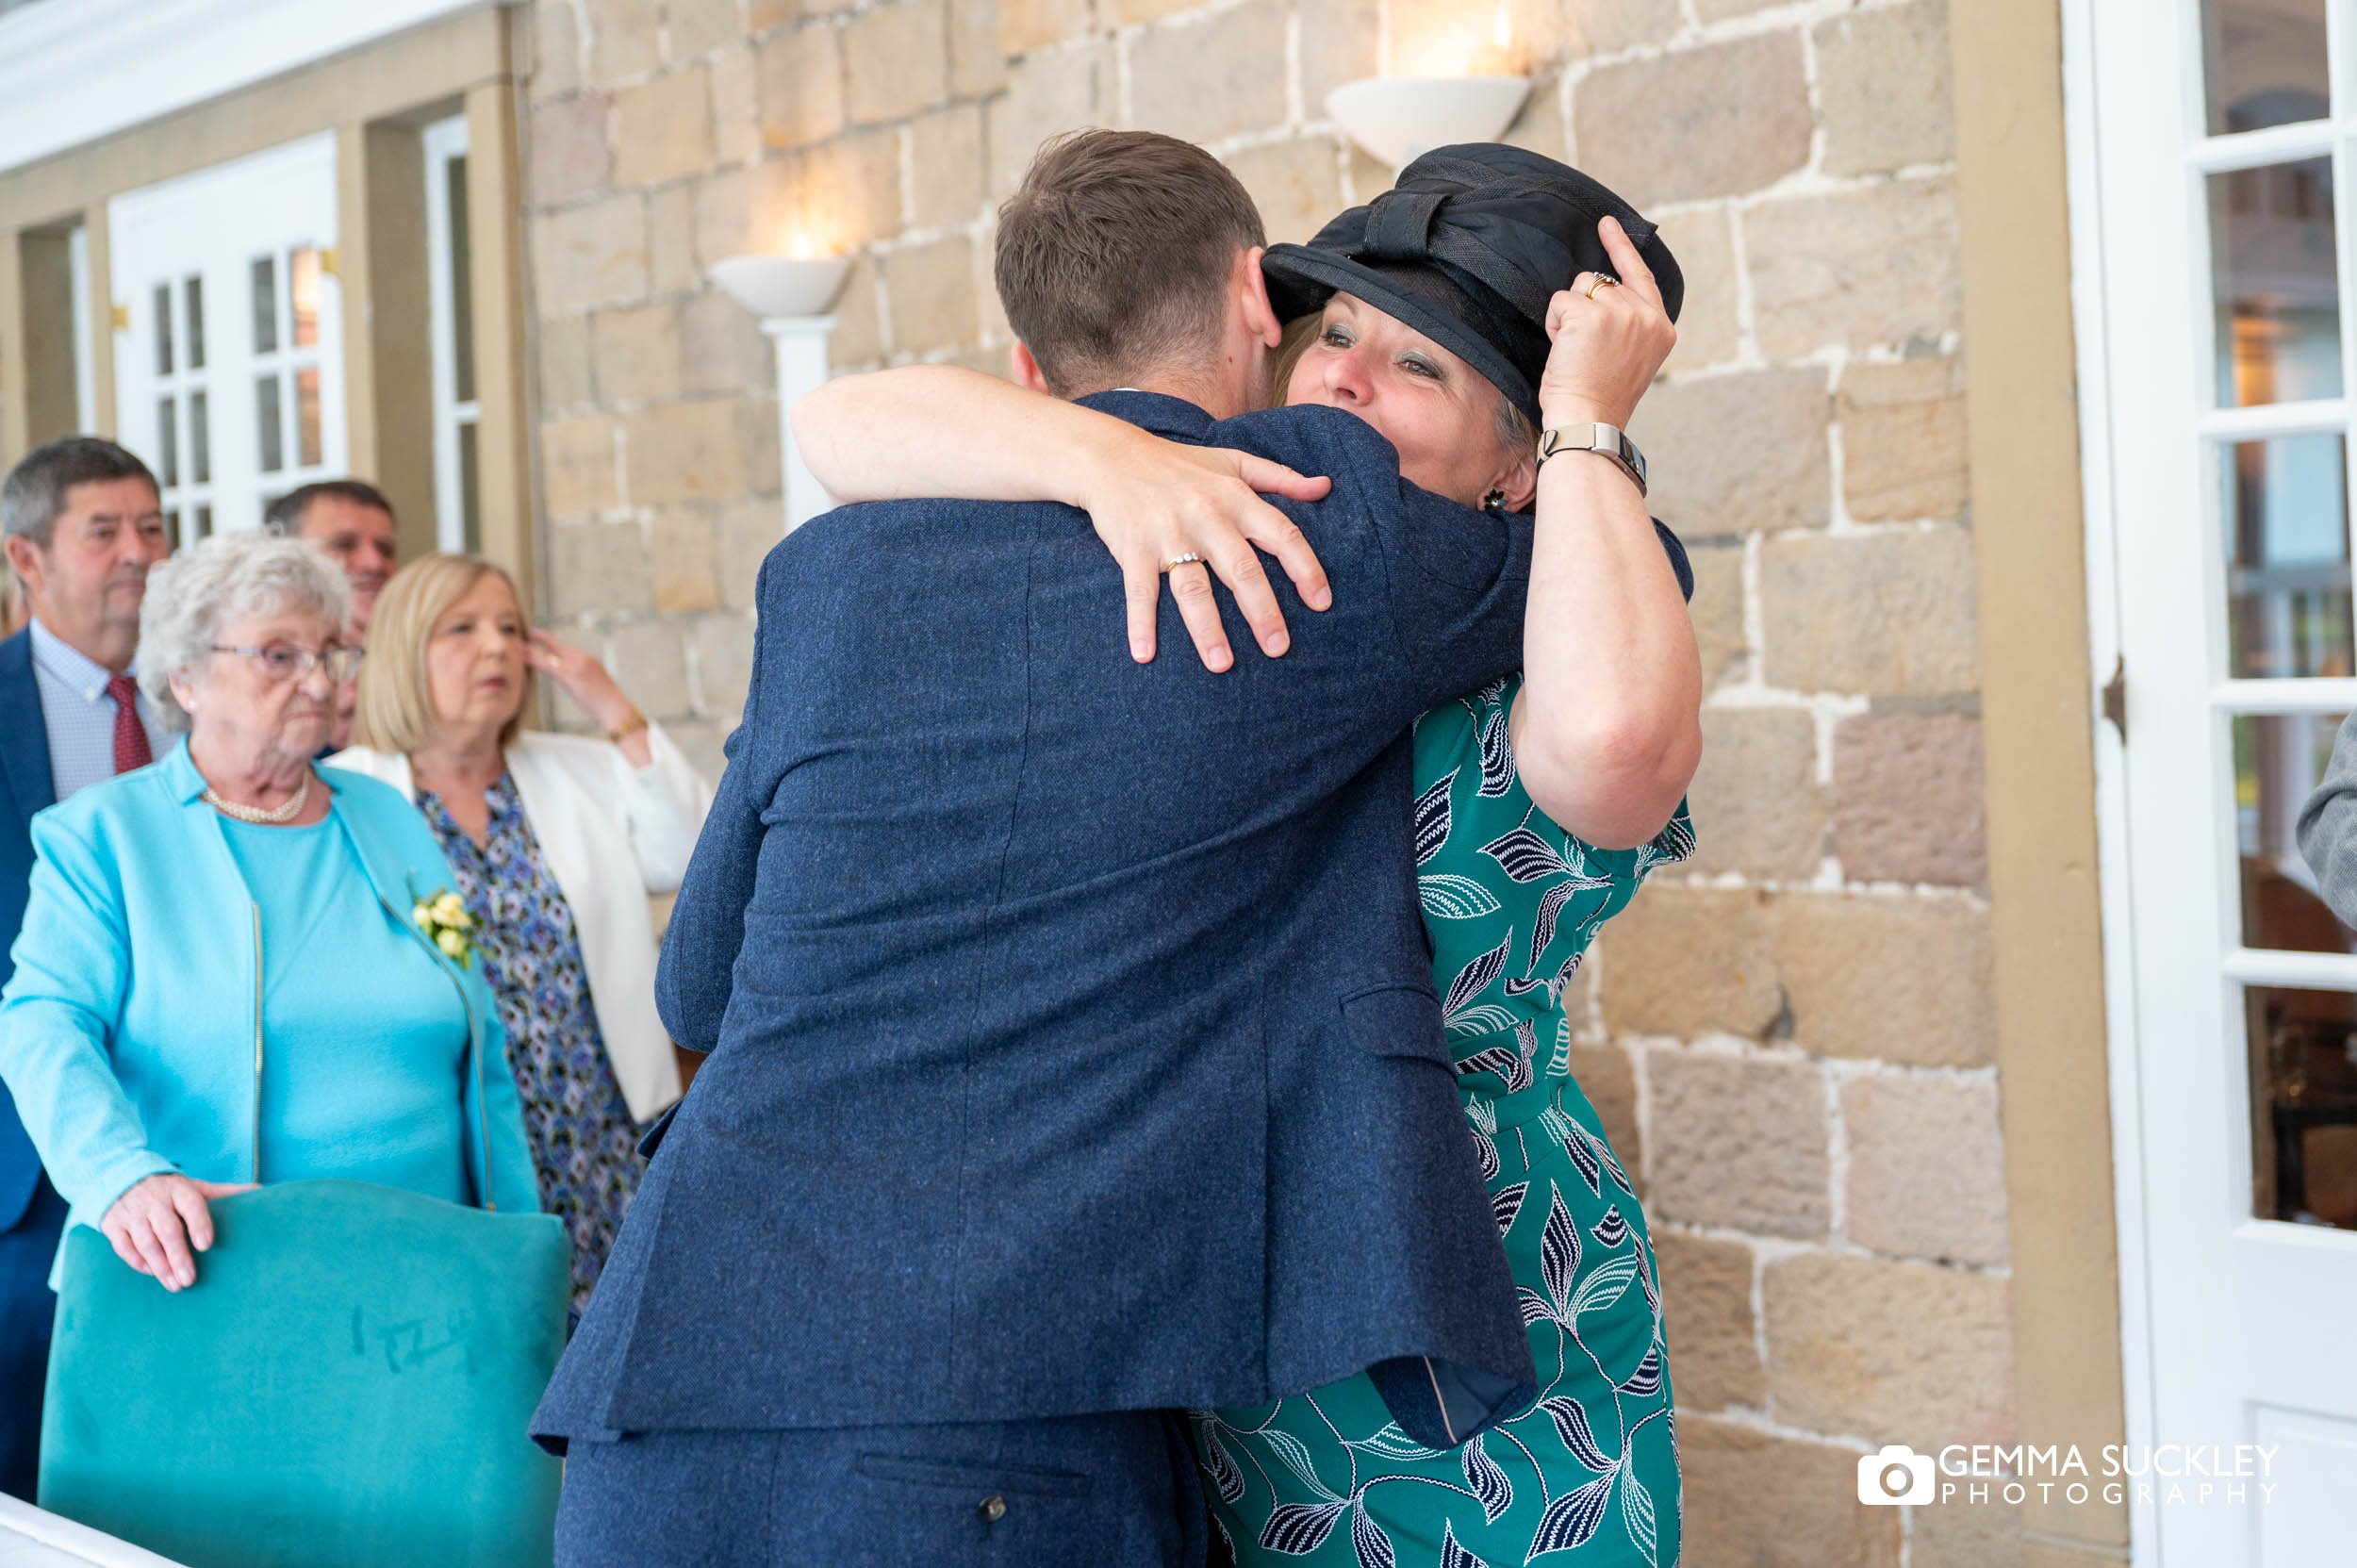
1539, 216, 1677, 430
1078, 431, 1334, 671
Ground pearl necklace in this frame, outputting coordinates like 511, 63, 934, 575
203, 769, 312, 825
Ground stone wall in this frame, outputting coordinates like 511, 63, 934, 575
519, 0, 2020, 1560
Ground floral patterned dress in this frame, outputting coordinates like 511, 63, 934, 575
421, 773, 644, 1316
1196, 675, 1694, 1568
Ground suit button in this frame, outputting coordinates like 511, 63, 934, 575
978, 1494, 1008, 1524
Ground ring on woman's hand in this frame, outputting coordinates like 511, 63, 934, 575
1587, 274, 1619, 299
1162, 553, 1206, 573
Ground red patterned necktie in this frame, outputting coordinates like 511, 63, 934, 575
107, 674, 152, 773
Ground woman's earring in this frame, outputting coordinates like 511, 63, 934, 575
1482, 488, 1507, 512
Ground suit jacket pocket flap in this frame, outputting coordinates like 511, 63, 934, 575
1339, 982, 1451, 1066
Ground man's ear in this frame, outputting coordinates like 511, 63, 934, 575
3, 535, 43, 599
1241, 245, 1282, 348
1010, 341, 1053, 394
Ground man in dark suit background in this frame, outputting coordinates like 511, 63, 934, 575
537, 131, 1583, 1566
0, 437, 170, 1499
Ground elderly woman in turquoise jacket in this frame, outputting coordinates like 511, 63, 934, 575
0, 530, 536, 1295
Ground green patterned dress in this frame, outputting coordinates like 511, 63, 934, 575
1195, 674, 1694, 1568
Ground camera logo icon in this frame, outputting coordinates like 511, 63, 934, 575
1857, 1444, 1937, 1506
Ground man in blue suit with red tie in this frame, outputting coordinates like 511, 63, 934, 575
0, 437, 170, 1499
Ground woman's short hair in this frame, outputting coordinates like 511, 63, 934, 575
353, 552, 534, 753
137, 530, 352, 731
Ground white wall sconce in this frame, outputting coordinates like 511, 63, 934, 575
709, 251, 853, 533
1325, 76, 1532, 169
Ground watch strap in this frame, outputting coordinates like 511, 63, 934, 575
1538, 421, 1648, 495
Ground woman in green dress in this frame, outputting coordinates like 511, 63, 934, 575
794, 147, 1701, 1566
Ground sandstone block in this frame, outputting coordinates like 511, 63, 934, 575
1566, 1041, 1640, 1187
1388, 0, 1513, 75
1842, 1071, 2009, 1265
1634, 366, 1831, 539
1686, 542, 1747, 693
530, 94, 613, 207
1500, 75, 1568, 164
950, 0, 1008, 96
668, 0, 747, 59
1654, 206, 1739, 374
1128, 0, 1289, 146
649, 184, 699, 293
741, 390, 783, 496
756, 23, 847, 151
586, 0, 662, 83
548, 518, 649, 616
1225, 138, 1344, 248
717, 497, 784, 609
985, 43, 1109, 200
1678, 1415, 1903, 1568
624, 397, 750, 504
615, 67, 714, 188
1112, 0, 1196, 22
531, 2, 582, 100
591, 300, 684, 404
538, 314, 594, 414
1817, 0, 1955, 178
1833, 711, 1987, 886
828, 255, 885, 368
1840, 353, 1968, 522
884, 236, 981, 354
1644, 1049, 1830, 1238
1763, 1253, 2015, 1446
534, 194, 651, 314
540, 414, 622, 518
1913, 1494, 2027, 1568
602, 619, 692, 718
651, 507, 719, 613
1685, 705, 1827, 880
694, 613, 758, 713
1772, 893, 1996, 1066
1747, 177, 1962, 358
1298, 0, 1380, 118
710, 43, 761, 164
845, 0, 950, 124
683, 289, 771, 394
909, 103, 989, 230
800, 124, 909, 246
999, 0, 1092, 56
1597, 885, 1782, 1040
1574, 32, 1811, 207
1758, 529, 1979, 697
1654, 1230, 1764, 1410
691, 160, 804, 269
1558, 0, 1680, 59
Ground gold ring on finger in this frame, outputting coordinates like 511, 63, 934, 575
1162, 553, 1206, 573
1587, 274, 1619, 299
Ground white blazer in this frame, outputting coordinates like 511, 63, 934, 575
329, 726, 713, 1124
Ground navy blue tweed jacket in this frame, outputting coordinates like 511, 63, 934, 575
536, 392, 1680, 1449
0, 630, 55, 1235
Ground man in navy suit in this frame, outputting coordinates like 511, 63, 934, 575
537, 132, 1666, 1566
0, 437, 170, 1500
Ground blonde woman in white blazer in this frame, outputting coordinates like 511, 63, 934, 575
332, 553, 712, 1313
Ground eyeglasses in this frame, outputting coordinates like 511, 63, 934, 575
210, 641, 365, 684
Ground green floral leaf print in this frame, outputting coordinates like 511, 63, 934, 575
1539, 1186, 1581, 1318
1540, 1396, 1615, 1473
1475, 707, 1514, 798
1419, 872, 1506, 920
1529, 1470, 1616, 1557
1440, 1520, 1490, 1568
1350, 1501, 1398, 1568
1448, 1003, 1522, 1040
1260, 1500, 1348, 1555
1462, 1435, 1513, 1524
1618, 1345, 1665, 1398
1571, 1254, 1643, 1319
1551, 1014, 1573, 1077
1621, 1459, 1660, 1567
1492, 1180, 1529, 1238
1199, 1422, 1245, 1504
1350, 1424, 1448, 1462
1442, 931, 1514, 1019
1262, 1428, 1343, 1503
1414, 770, 1456, 866
1590, 1205, 1630, 1249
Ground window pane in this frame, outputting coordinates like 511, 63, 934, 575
184, 275, 205, 371
447, 154, 475, 405
2205, 0, 2331, 136
153, 283, 173, 377
189, 389, 210, 486
2248, 985, 2357, 1229
256, 373, 283, 473
2211, 158, 2343, 406
295, 367, 321, 468
250, 256, 276, 355
2236, 712, 2356, 951
288, 246, 320, 349
155, 396, 177, 488
458, 419, 482, 554
2223, 433, 2351, 677
194, 503, 212, 540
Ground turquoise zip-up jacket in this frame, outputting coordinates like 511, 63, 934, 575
0, 741, 538, 1252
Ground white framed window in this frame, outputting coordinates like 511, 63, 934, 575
423, 111, 481, 555
107, 133, 345, 545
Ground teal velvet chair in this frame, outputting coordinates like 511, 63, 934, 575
39, 1180, 569, 1568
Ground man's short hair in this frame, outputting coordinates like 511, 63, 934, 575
263, 478, 396, 536
994, 130, 1266, 397
1, 437, 158, 551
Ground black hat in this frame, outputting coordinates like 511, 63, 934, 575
1261, 144, 1682, 426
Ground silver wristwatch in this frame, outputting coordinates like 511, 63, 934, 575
1538, 422, 1648, 496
